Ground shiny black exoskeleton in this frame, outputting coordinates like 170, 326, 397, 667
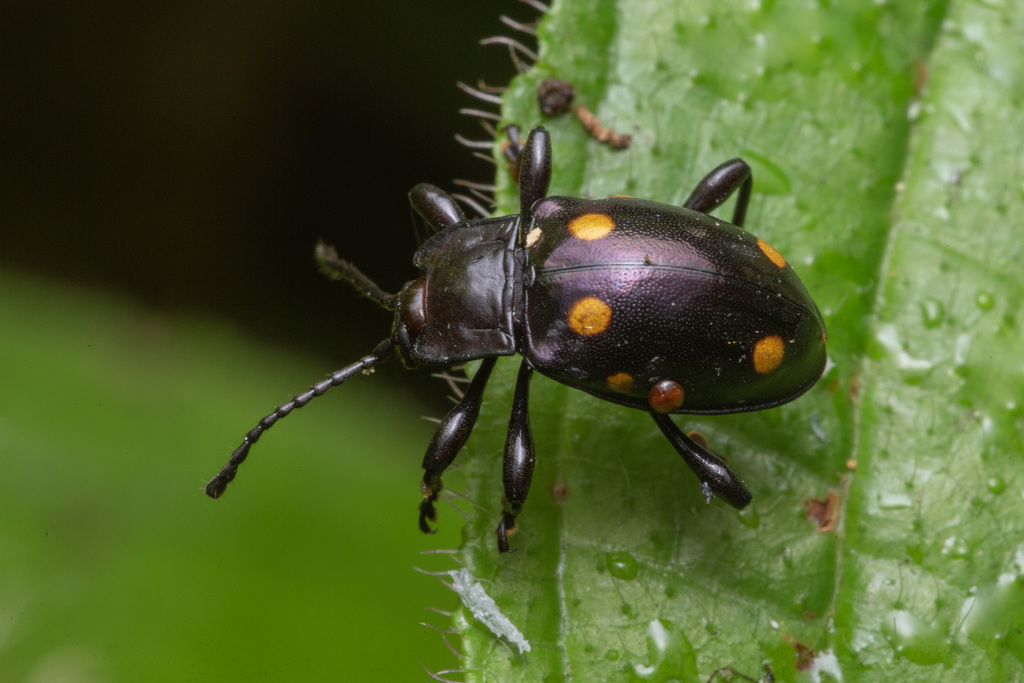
205, 127, 827, 553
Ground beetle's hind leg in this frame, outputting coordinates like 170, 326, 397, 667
495, 360, 536, 553
682, 158, 752, 228
651, 413, 752, 509
419, 357, 497, 533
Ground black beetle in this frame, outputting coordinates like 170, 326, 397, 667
206, 126, 827, 553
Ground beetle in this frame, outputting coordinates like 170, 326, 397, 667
205, 126, 827, 553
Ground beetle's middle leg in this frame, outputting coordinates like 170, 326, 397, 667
419, 357, 497, 533
651, 413, 752, 509
495, 360, 536, 553
682, 159, 752, 227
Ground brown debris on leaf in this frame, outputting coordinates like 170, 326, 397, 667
805, 490, 840, 532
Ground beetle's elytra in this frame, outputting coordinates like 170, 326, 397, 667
206, 126, 827, 553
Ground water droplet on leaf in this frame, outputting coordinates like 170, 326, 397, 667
606, 551, 639, 580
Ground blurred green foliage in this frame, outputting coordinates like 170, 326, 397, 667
0, 271, 464, 681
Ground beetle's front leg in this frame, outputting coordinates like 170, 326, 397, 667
419, 357, 497, 533
651, 413, 752, 509
682, 158, 752, 228
496, 360, 536, 553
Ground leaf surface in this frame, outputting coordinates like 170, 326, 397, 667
450, 0, 1024, 680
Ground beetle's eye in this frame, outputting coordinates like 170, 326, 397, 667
393, 277, 426, 354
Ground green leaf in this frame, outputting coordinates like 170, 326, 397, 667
448, 0, 1024, 680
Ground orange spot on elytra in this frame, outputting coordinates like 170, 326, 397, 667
606, 372, 634, 393
568, 213, 614, 240
757, 238, 787, 268
567, 297, 612, 335
753, 335, 785, 374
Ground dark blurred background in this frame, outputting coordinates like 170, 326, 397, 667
0, 0, 525, 407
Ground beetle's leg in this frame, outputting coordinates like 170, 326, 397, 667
419, 357, 497, 533
518, 127, 552, 214
409, 182, 466, 235
651, 413, 752, 509
682, 158, 752, 228
496, 360, 536, 553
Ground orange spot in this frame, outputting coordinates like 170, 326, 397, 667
567, 297, 612, 335
609, 194, 633, 198
606, 372, 634, 393
757, 238, 787, 268
648, 380, 684, 413
568, 213, 614, 240
753, 335, 785, 374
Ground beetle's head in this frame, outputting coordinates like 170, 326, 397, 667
391, 276, 426, 363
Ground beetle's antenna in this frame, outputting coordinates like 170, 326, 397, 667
315, 241, 399, 311
205, 338, 395, 499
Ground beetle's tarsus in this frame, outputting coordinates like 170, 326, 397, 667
418, 499, 439, 534
419, 478, 442, 534
493, 361, 536, 553
495, 512, 518, 553
416, 358, 498, 536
